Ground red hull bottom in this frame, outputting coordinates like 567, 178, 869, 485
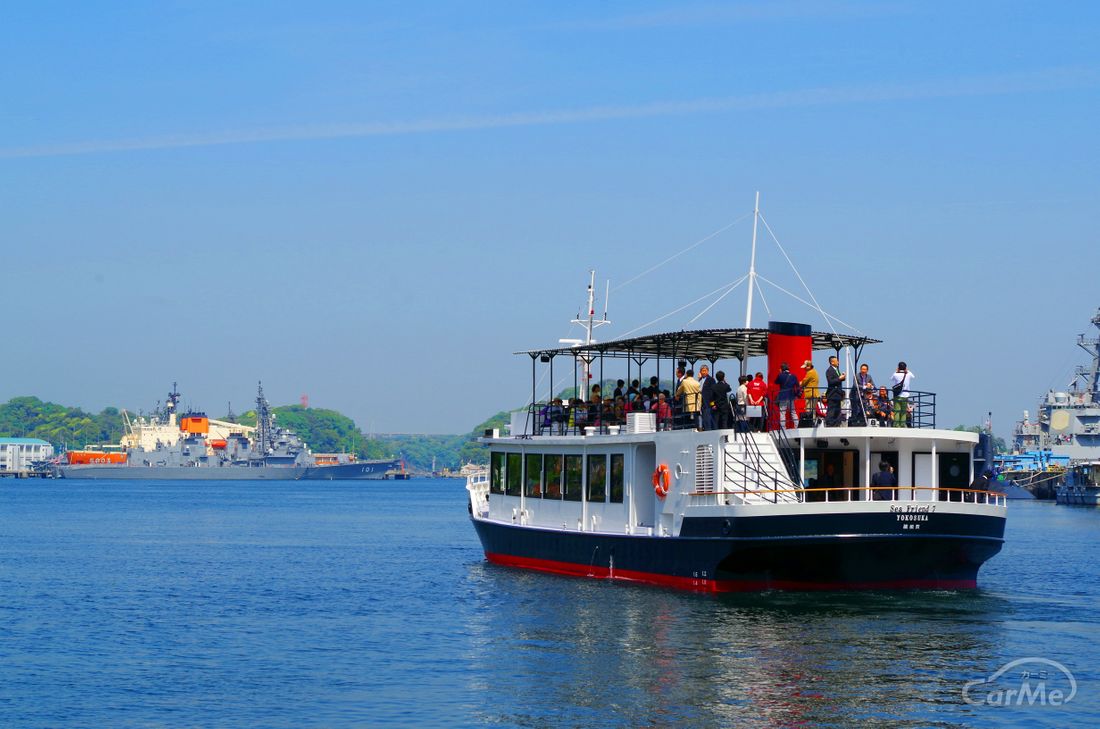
484, 552, 977, 593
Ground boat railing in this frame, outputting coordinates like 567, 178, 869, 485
687, 484, 1007, 507
519, 390, 938, 437
787, 390, 937, 429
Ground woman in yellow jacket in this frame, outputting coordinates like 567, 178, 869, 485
800, 360, 820, 423
675, 369, 702, 429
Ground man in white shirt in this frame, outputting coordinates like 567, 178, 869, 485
889, 362, 915, 427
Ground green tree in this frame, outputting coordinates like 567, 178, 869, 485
231, 405, 393, 459
0, 396, 127, 450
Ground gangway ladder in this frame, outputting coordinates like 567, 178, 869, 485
770, 426, 803, 486
722, 430, 802, 504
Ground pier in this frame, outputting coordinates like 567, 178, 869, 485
0, 468, 53, 479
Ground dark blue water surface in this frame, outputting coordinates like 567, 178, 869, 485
1, 478, 1097, 727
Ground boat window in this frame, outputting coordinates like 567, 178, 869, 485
506, 453, 523, 496
525, 453, 543, 498
587, 454, 607, 502
544, 454, 563, 499
564, 454, 583, 501
610, 454, 624, 503
938, 452, 970, 502
490, 452, 504, 494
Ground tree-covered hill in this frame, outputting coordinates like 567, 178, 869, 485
0, 396, 126, 449
232, 405, 394, 460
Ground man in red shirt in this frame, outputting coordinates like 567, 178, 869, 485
746, 372, 768, 432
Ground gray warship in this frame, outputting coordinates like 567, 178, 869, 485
997, 308, 1100, 502
59, 383, 396, 480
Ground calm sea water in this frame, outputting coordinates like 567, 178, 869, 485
1, 478, 1097, 728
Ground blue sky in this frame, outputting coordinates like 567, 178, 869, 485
2, 1, 1098, 436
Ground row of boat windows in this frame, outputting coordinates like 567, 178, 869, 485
490, 452, 625, 503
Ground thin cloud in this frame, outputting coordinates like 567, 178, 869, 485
544, 1, 913, 31
1, 66, 1095, 160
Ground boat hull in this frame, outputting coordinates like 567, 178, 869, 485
1056, 488, 1100, 506
59, 465, 307, 480
472, 512, 1005, 592
302, 460, 399, 480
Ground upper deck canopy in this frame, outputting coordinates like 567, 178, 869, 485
518, 328, 880, 361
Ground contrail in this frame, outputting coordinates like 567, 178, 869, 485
1, 66, 1094, 160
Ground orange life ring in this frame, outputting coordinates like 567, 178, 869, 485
653, 463, 670, 498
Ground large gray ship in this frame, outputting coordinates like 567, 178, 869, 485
59, 384, 397, 480
997, 308, 1100, 502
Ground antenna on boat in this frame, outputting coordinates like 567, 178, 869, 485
166, 382, 180, 426
564, 270, 611, 398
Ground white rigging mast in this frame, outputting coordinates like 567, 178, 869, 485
745, 190, 760, 329
560, 269, 611, 398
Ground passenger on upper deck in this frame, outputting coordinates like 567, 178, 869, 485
774, 362, 800, 430
825, 356, 847, 427
569, 397, 585, 428
734, 375, 749, 432
643, 376, 659, 410
870, 389, 892, 427
800, 360, 819, 425
654, 392, 673, 430
613, 396, 626, 425
747, 372, 767, 431
588, 391, 603, 427
540, 398, 566, 434
713, 371, 734, 430
698, 365, 717, 430
675, 369, 702, 429
855, 363, 874, 393
890, 362, 915, 428
848, 364, 875, 427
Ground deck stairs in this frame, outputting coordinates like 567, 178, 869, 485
722, 432, 802, 504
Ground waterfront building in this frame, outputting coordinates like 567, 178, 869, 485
0, 437, 55, 472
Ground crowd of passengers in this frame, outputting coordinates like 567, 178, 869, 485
538, 359, 919, 433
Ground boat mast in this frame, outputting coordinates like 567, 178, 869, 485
569, 270, 610, 399
1074, 308, 1100, 403
255, 381, 272, 455
745, 191, 760, 329
166, 382, 180, 427
741, 191, 760, 376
